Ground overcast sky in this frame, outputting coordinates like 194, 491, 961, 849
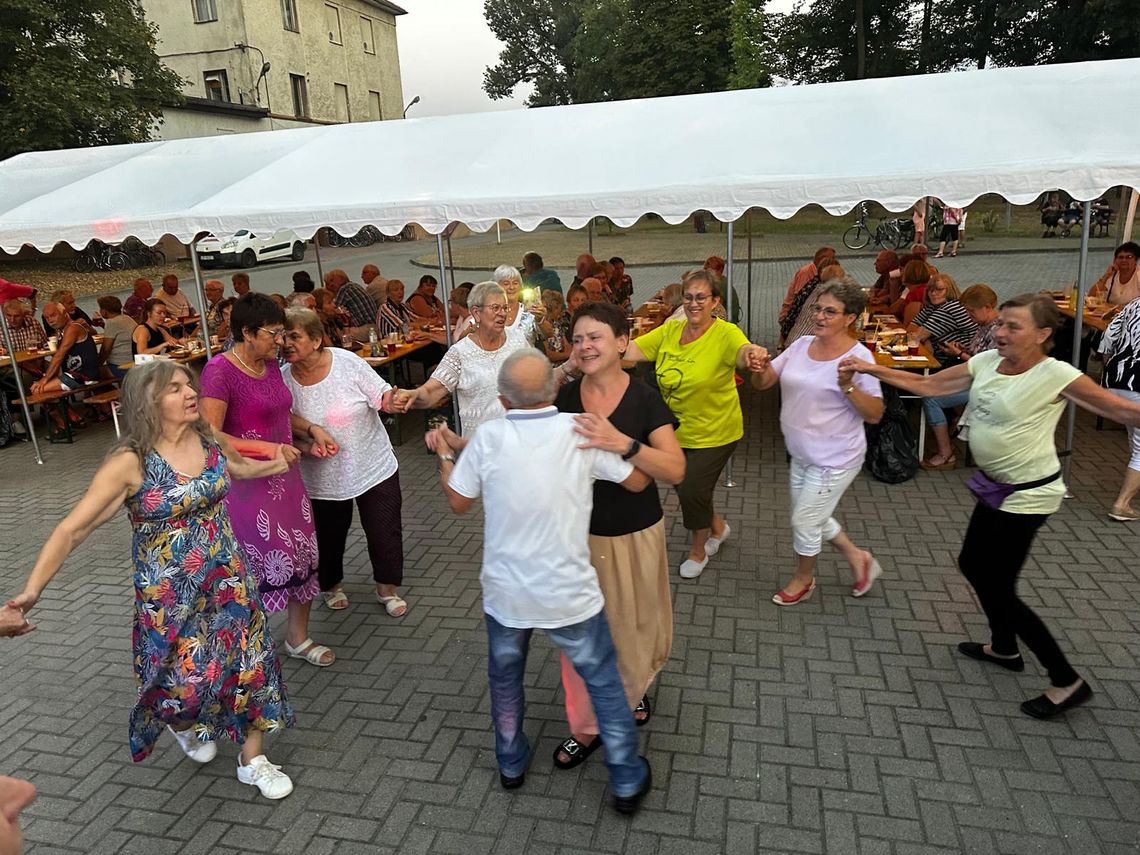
395, 0, 798, 118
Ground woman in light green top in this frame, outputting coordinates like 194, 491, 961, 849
843, 293, 1140, 720
623, 270, 768, 580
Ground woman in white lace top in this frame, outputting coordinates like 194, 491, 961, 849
395, 281, 528, 435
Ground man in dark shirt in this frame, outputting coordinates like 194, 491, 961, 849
123, 278, 152, 322
522, 252, 562, 294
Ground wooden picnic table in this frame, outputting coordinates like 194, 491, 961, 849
0, 349, 50, 369
1055, 301, 1118, 333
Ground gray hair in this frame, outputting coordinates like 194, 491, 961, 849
492, 264, 521, 285
816, 275, 867, 316
287, 291, 316, 310
112, 360, 212, 462
468, 280, 506, 309
498, 348, 555, 408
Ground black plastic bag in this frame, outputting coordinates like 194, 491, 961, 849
864, 386, 919, 483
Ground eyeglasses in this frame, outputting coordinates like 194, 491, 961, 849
682, 294, 711, 304
259, 327, 287, 342
479, 304, 510, 314
810, 305, 844, 318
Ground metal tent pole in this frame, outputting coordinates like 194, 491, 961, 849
746, 210, 754, 339
1061, 201, 1093, 494
724, 219, 737, 489
0, 312, 44, 465
446, 232, 456, 289
189, 242, 212, 358
588, 219, 594, 257
437, 234, 453, 347
313, 230, 325, 285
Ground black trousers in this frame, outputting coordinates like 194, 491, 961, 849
957, 502, 1079, 687
311, 471, 404, 591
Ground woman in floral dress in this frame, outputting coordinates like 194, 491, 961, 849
200, 293, 338, 667
6, 361, 297, 798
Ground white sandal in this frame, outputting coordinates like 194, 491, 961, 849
322, 589, 349, 610
284, 637, 335, 667
376, 593, 408, 617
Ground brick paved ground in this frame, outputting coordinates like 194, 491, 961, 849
4, 247, 1139, 854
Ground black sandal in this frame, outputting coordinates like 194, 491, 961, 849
552, 735, 602, 770
634, 694, 651, 727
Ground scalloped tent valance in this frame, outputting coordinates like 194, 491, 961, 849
0, 58, 1138, 254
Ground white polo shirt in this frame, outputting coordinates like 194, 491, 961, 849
448, 406, 634, 629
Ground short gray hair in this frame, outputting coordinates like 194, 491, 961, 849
816, 275, 867, 316
492, 264, 521, 285
498, 348, 555, 408
468, 280, 505, 309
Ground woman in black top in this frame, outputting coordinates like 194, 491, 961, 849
550, 301, 685, 770
131, 299, 180, 357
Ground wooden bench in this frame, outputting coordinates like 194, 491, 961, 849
16, 379, 118, 443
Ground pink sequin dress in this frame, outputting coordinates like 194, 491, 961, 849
199, 354, 320, 612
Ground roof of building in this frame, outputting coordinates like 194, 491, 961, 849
361, 0, 407, 16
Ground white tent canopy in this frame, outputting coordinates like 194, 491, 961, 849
1, 58, 1139, 253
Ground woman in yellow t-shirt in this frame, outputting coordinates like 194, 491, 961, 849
624, 270, 768, 579
843, 293, 1140, 720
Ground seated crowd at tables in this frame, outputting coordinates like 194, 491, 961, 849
3, 238, 1140, 819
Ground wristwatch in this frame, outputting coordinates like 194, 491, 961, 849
843, 384, 856, 395
621, 439, 641, 460
438, 453, 456, 464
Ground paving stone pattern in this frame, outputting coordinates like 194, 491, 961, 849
4, 247, 1139, 854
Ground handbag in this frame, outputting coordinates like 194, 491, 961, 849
966, 469, 1061, 511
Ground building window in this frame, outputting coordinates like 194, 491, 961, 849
290, 74, 310, 118
203, 70, 231, 102
325, 4, 342, 44
334, 83, 351, 123
361, 16, 375, 54
282, 0, 299, 32
192, 0, 218, 23
368, 90, 382, 120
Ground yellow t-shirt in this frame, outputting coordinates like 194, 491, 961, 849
965, 350, 1081, 514
635, 318, 749, 448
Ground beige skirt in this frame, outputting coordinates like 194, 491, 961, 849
562, 518, 673, 732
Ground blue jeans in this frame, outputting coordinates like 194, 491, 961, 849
922, 390, 970, 427
485, 610, 647, 797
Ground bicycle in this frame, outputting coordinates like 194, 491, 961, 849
842, 202, 914, 251
71, 240, 129, 272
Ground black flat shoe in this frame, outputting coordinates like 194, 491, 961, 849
1021, 682, 1093, 720
957, 641, 1025, 672
553, 735, 602, 770
613, 757, 652, 815
634, 694, 651, 727
499, 770, 525, 790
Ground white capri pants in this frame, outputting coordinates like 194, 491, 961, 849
1109, 389, 1140, 470
788, 458, 862, 556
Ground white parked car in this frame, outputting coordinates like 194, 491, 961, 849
195, 229, 306, 269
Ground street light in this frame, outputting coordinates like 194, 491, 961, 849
403, 95, 420, 118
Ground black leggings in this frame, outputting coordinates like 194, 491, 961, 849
957, 502, 1079, 687
311, 472, 404, 591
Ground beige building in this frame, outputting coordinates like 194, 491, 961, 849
142, 0, 407, 139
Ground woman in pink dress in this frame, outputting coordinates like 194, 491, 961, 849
200, 293, 339, 667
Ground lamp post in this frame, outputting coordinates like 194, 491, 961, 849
402, 95, 420, 118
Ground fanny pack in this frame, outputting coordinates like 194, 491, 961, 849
966, 469, 1061, 511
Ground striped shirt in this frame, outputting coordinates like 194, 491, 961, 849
334, 282, 379, 329
913, 300, 976, 349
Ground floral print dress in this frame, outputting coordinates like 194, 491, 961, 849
126, 440, 294, 762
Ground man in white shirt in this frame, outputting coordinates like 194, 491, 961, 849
430, 348, 652, 814
156, 273, 195, 318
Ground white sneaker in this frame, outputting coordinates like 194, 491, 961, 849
237, 755, 294, 800
168, 725, 217, 764
679, 556, 708, 579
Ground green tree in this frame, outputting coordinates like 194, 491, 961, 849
484, 0, 773, 105
925, 0, 1140, 71
774, 0, 917, 84
0, 0, 183, 160
482, 0, 587, 107
728, 0, 773, 89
